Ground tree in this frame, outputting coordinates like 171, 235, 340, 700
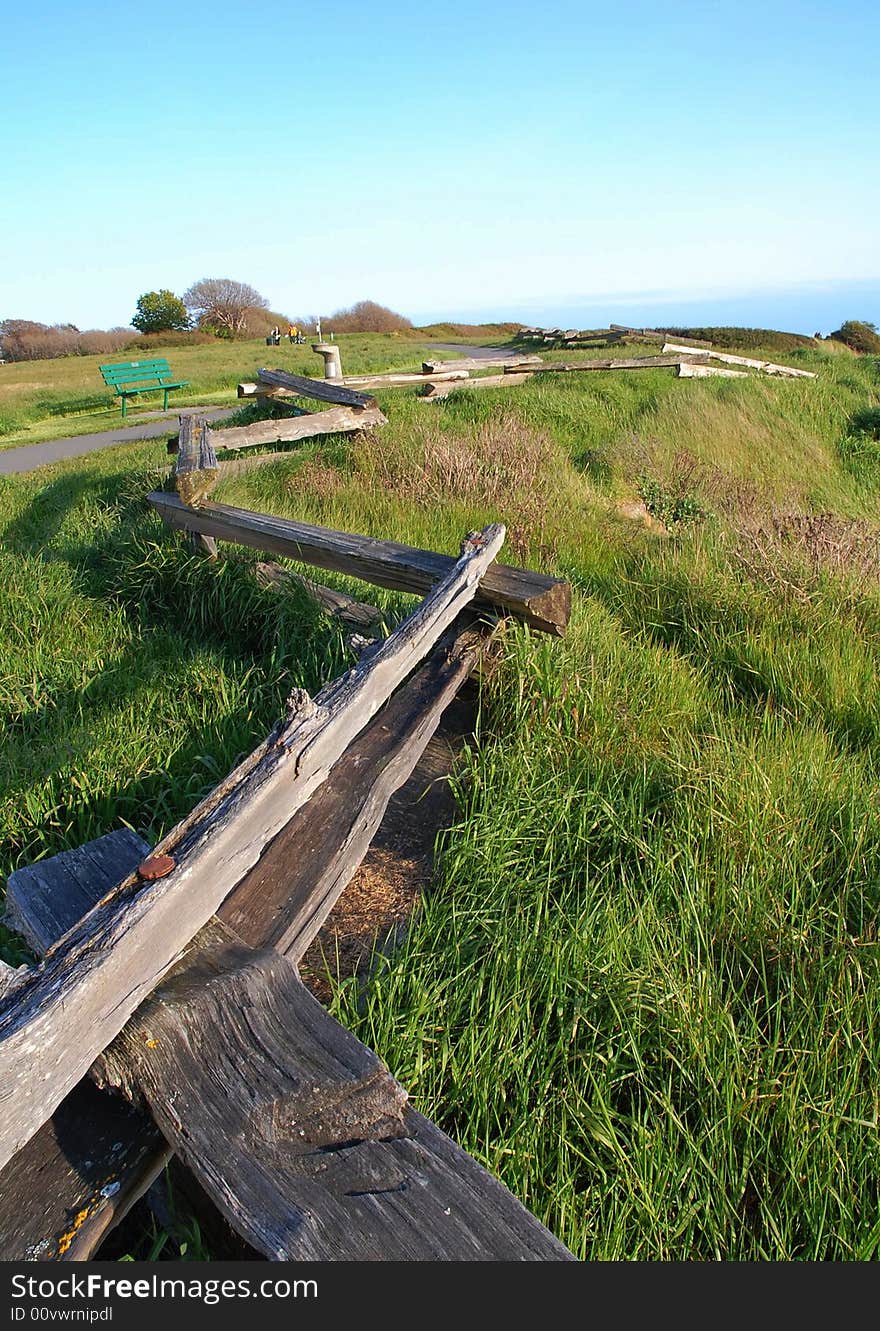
828, 320, 880, 354
131, 290, 189, 335
322, 301, 413, 333
182, 278, 269, 336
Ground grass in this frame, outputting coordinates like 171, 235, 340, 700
2, 336, 880, 1259
0, 331, 512, 449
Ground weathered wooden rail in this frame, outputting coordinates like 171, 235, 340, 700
150, 493, 570, 636
662, 342, 817, 378
0, 473, 574, 1259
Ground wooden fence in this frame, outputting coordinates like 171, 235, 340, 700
0, 424, 573, 1261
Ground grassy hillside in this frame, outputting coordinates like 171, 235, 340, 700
2, 340, 880, 1258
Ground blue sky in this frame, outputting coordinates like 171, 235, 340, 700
2, 0, 878, 334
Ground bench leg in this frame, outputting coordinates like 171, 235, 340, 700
121, 395, 127, 419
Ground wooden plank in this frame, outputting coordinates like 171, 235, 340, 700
174, 416, 218, 508
0, 625, 482, 1259
221, 621, 487, 959
421, 372, 533, 399
421, 356, 542, 373
173, 415, 220, 555
677, 361, 749, 379
0, 622, 484, 1256
514, 353, 709, 373
0, 963, 26, 1002
5, 828, 150, 956
96, 919, 574, 1261
0, 527, 505, 1172
609, 323, 665, 341
343, 371, 470, 387
1, 624, 573, 1261
1, 830, 170, 1262
0, 627, 483, 1259
255, 560, 382, 629
237, 381, 301, 400
609, 324, 715, 348
213, 404, 387, 452
147, 492, 571, 636
258, 367, 377, 409
0, 1080, 169, 1261
663, 343, 817, 378
561, 332, 626, 347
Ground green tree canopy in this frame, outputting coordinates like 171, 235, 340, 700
182, 278, 268, 335
828, 320, 880, 354
131, 290, 190, 334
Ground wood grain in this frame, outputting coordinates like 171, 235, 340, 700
421, 372, 534, 398
213, 404, 387, 452
0, 627, 483, 1260
1, 623, 574, 1261
96, 920, 573, 1261
148, 492, 570, 636
663, 343, 817, 378
174, 415, 219, 507
421, 356, 542, 373
5, 828, 151, 954
0, 528, 505, 1171
258, 367, 377, 408
513, 353, 708, 373
342, 371, 469, 387
677, 361, 749, 379
221, 622, 487, 959
1, 831, 171, 1262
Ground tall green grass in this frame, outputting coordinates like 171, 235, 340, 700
2, 343, 880, 1258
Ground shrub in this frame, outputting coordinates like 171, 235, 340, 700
183, 278, 269, 336
131, 290, 189, 335
828, 321, 880, 354
0, 320, 135, 361
125, 330, 217, 351
638, 476, 705, 527
292, 301, 412, 335
240, 308, 293, 338
636, 451, 709, 527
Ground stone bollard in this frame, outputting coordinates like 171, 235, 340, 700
312, 342, 342, 380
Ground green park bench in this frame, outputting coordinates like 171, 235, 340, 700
99, 358, 189, 417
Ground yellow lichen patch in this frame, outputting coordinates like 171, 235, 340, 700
56, 1205, 95, 1256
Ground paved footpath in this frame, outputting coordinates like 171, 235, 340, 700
0, 407, 236, 475
0, 346, 511, 476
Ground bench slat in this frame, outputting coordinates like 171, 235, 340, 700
100, 359, 172, 372
99, 360, 188, 415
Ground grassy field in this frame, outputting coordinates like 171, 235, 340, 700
2, 334, 880, 1259
0, 331, 499, 449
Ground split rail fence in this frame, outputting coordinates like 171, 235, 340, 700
0, 407, 573, 1262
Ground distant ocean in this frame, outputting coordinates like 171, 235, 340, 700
421, 279, 880, 337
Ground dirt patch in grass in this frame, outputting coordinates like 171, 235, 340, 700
299, 717, 469, 1003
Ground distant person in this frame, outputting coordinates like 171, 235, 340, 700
288, 324, 298, 343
